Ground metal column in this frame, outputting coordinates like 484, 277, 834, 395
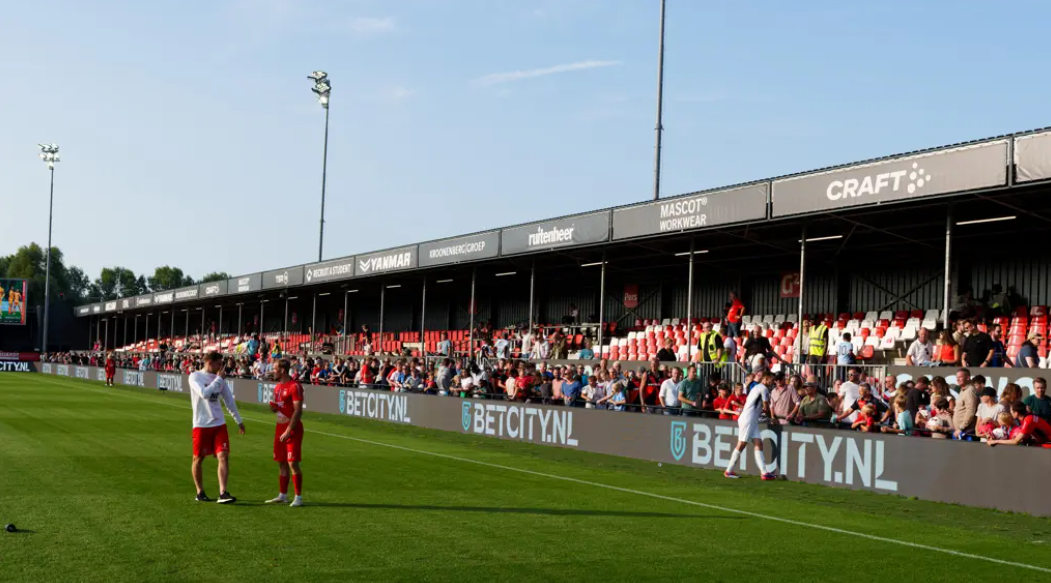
237, 304, 243, 336
378, 286, 386, 355
597, 251, 607, 355
170, 310, 175, 342
104, 318, 109, 350
134, 315, 139, 344
284, 297, 290, 338
311, 293, 317, 340
123, 316, 128, 348
651, 0, 667, 201
218, 306, 223, 340
145, 313, 150, 345
88, 317, 93, 348
528, 261, 536, 331
420, 280, 427, 357
686, 239, 695, 360
201, 307, 206, 343
942, 208, 953, 329
797, 226, 807, 332
184, 311, 189, 342
468, 269, 476, 359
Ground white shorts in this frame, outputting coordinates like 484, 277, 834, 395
737, 416, 762, 442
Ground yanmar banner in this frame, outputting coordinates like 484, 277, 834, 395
37, 365, 1051, 517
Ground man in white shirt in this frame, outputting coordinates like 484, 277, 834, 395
658, 367, 683, 413
521, 328, 535, 357
495, 336, 510, 359
724, 372, 777, 480
834, 367, 862, 424
189, 352, 245, 504
905, 327, 935, 366
532, 335, 551, 360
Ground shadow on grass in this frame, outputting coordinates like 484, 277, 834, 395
270, 502, 746, 519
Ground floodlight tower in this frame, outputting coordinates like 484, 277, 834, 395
308, 71, 332, 262
38, 143, 60, 354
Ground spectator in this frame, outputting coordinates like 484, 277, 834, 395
1015, 332, 1041, 368
794, 382, 831, 424
562, 374, 583, 407
988, 325, 1009, 368
961, 319, 994, 368
494, 334, 511, 360
583, 374, 607, 410
578, 340, 594, 360
598, 381, 627, 411
769, 373, 801, 424
1000, 383, 1023, 409
677, 365, 705, 417
723, 333, 738, 364
976, 387, 1004, 438
531, 334, 551, 360
987, 401, 1051, 446
437, 333, 452, 357
550, 367, 565, 401
726, 292, 745, 338
834, 368, 862, 424
551, 331, 568, 360
658, 367, 683, 414
878, 375, 897, 403
845, 384, 888, 422
852, 404, 878, 433
638, 359, 666, 413
881, 396, 914, 436
521, 328, 536, 358
247, 334, 260, 360
743, 325, 772, 362
991, 411, 1018, 441
954, 367, 972, 396
836, 332, 855, 365
729, 383, 747, 419
925, 398, 954, 438
712, 384, 735, 420
655, 338, 677, 362
1023, 378, 1051, 423
905, 327, 935, 366
952, 376, 979, 439
934, 330, 960, 366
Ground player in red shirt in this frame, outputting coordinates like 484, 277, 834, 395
104, 352, 116, 386
266, 359, 305, 507
988, 402, 1051, 446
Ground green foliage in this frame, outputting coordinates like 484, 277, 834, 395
147, 266, 195, 292
199, 271, 231, 283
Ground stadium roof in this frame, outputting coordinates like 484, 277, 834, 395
77, 126, 1051, 317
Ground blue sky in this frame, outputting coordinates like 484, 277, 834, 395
2, 0, 1048, 280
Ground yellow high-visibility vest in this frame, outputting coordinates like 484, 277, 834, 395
808, 324, 828, 357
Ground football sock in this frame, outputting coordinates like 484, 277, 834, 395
726, 449, 741, 472
754, 449, 767, 473
279, 474, 289, 496
292, 473, 303, 496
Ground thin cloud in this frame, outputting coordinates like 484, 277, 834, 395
348, 16, 398, 35
473, 60, 620, 87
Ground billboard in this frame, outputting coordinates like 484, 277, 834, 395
612, 184, 768, 240
227, 273, 263, 295
355, 246, 418, 277
500, 211, 611, 255
0, 279, 28, 325
1014, 131, 1051, 184
263, 266, 305, 290
418, 232, 500, 268
772, 140, 1009, 217
304, 257, 356, 284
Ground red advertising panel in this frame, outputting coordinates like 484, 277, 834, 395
780, 273, 800, 298
624, 284, 639, 308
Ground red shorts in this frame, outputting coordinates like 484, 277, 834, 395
105, 368, 115, 379
274, 422, 304, 463
192, 425, 230, 458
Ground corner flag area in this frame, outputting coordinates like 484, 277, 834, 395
2, 373, 1049, 582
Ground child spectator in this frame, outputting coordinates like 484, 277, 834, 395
712, 384, 734, 420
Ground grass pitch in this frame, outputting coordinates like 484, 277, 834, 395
1, 373, 1050, 582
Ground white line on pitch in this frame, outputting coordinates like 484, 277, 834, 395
32, 376, 1051, 574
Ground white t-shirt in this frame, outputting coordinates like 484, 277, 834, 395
977, 401, 1004, 423
907, 340, 934, 365
521, 333, 535, 355
188, 371, 242, 429
838, 381, 861, 422
659, 378, 681, 408
738, 382, 770, 427
723, 337, 738, 361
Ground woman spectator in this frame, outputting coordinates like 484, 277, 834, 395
934, 330, 960, 365
930, 376, 955, 412
925, 398, 954, 438
1000, 383, 1023, 409
1015, 332, 1041, 368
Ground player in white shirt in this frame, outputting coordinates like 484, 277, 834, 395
188, 352, 245, 503
724, 372, 778, 480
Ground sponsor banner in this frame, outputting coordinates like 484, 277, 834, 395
120, 298, 133, 311
1014, 131, 1051, 184
122, 370, 146, 387
304, 257, 356, 284
0, 352, 39, 361
355, 246, 417, 277
157, 374, 184, 392
134, 295, 153, 308
227, 273, 263, 295
612, 184, 768, 240
77, 305, 91, 316
338, 388, 412, 423
42, 363, 52, 374
263, 266, 305, 290
0, 361, 34, 372
56, 365, 69, 376
888, 366, 1040, 399
174, 285, 200, 302
199, 280, 228, 298
104, 301, 118, 312
623, 284, 639, 308
38, 366, 1051, 517
92, 304, 102, 314
780, 273, 801, 298
96, 368, 106, 382
74, 366, 90, 379
501, 212, 610, 255
153, 291, 175, 305
418, 232, 500, 268
772, 140, 1009, 217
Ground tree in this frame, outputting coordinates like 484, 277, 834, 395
65, 266, 91, 302
148, 266, 195, 291
200, 272, 230, 283
2, 243, 76, 303
94, 267, 145, 299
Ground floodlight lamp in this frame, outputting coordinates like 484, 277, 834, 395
308, 71, 328, 82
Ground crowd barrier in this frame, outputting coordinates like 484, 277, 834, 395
34, 362, 1051, 517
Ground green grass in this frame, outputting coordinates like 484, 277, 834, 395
1, 373, 1050, 583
